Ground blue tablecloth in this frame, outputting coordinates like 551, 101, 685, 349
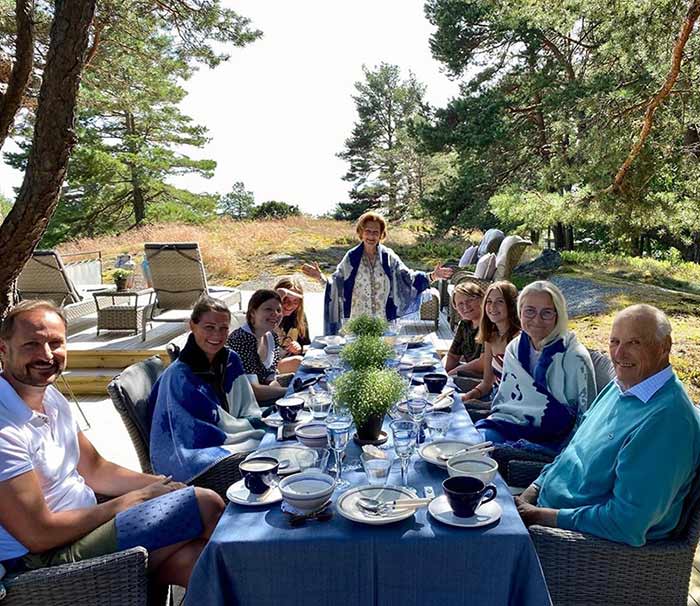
186, 348, 552, 606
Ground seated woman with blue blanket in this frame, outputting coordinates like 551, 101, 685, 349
476, 281, 596, 454
149, 296, 265, 483
301, 211, 454, 334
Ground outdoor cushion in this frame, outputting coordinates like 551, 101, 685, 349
494, 236, 525, 277
459, 245, 478, 267
476, 229, 504, 258
474, 253, 496, 280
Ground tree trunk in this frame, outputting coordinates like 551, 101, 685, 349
125, 111, 146, 224
564, 226, 574, 251
0, 0, 35, 150
553, 223, 566, 250
529, 230, 540, 245
0, 0, 96, 319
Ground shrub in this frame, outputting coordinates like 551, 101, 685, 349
340, 335, 393, 370
343, 314, 388, 337
334, 368, 407, 427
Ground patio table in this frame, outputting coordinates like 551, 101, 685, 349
186, 345, 552, 606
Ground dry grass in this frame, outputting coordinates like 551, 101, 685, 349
57, 217, 421, 287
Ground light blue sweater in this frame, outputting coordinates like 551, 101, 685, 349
536, 374, 700, 546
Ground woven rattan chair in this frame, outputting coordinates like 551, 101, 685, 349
1, 547, 151, 606
527, 466, 700, 606
418, 286, 441, 330
107, 356, 245, 499
142, 242, 242, 340
16, 250, 101, 323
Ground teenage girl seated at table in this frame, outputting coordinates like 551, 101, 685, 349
274, 276, 310, 375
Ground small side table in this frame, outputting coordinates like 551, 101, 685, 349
93, 289, 154, 336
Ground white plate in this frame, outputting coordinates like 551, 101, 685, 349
315, 335, 345, 347
325, 344, 343, 355
262, 410, 313, 428
244, 445, 315, 475
401, 355, 437, 371
398, 335, 426, 347
301, 359, 331, 371
419, 439, 475, 469
226, 478, 283, 506
427, 389, 456, 410
336, 485, 418, 525
428, 495, 502, 528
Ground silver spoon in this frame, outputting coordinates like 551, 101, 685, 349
357, 497, 431, 513
436, 441, 493, 461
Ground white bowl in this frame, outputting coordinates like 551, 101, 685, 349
278, 471, 335, 513
446, 454, 498, 484
295, 422, 329, 448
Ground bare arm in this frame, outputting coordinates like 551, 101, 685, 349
515, 495, 559, 528
0, 470, 184, 553
448, 354, 484, 376
462, 344, 494, 402
250, 380, 287, 402
76, 432, 164, 496
444, 352, 461, 373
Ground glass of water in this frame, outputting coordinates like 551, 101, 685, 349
326, 414, 353, 490
310, 391, 332, 420
360, 453, 392, 486
424, 411, 451, 440
406, 397, 428, 445
390, 419, 419, 488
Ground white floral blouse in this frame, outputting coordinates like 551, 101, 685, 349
349, 252, 390, 319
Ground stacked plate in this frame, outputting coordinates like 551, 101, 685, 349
295, 422, 329, 448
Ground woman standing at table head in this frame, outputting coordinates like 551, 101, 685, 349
149, 295, 265, 482
274, 276, 310, 374
476, 280, 596, 453
227, 289, 289, 404
461, 281, 520, 406
301, 211, 454, 334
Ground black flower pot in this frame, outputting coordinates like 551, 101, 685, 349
355, 412, 385, 441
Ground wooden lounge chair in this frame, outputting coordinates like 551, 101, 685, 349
513, 459, 700, 606
107, 356, 245, 500
142, 242, 241, 340
16, 250, 105, 323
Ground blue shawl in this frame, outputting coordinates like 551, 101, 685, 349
149, 340, 264, 482
323, 243, 431, 334
476, 332, 595, 453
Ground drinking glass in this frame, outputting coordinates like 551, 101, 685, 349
310, 391, 332, 420
360, 453, 392, 486
326, 414, 353, 490
424, 411, 451, 440
390, 419, 419, 488
406, 397, 428, 445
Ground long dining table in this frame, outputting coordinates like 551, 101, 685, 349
185, 343, 552, 606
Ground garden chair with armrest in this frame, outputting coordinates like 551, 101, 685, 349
107, 356, 245, 500
0, 547, 156, 606
528, 468, 700, 606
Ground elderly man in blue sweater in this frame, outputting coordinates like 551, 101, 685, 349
515, 304, 700, 546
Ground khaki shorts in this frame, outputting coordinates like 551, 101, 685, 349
20, 518, 118, 571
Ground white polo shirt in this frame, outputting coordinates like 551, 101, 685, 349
0, 376, 96, 560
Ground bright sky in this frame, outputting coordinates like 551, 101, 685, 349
0, 0, 462, 215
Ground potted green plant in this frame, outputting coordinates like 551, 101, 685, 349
334, 368, 407, 442
343, 314, 388, 337
340, 335, 393, 371
112, 268, 132, 291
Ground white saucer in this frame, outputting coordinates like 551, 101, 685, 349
262, 410, 313, 428
226, 478, 283, 506
245, 445, 316, 475
336, 485, 418, 525
301, 359, 331, 371
428, 495, 502, 528
419, 439, 475, 469
315, 335, 345, 347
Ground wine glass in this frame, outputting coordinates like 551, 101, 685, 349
326, 414, 353, 490
406, 397, 428, 446
389, 419, 419, 488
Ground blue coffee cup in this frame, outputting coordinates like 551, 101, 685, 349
442, 476, 497, 518
239, 457, 280, 495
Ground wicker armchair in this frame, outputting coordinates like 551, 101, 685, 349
529, 471, 700, 606
418, 286, 441, 330
107, 356, 245, 500
2, 547, 152, 606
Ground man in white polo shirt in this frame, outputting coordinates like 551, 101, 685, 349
0, 300, 224, 590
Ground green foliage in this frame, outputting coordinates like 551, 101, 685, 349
0, 192, 11, 219
333, 368, 407, 427
343, 314, 388, 337
250, 200, 301, 220
561, 250, 700, 294
338, 63, 434, 219
340, 335, 393, 371
111, 268, 132, 282
419, 0, 700, 257
218, 182, 255, 220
